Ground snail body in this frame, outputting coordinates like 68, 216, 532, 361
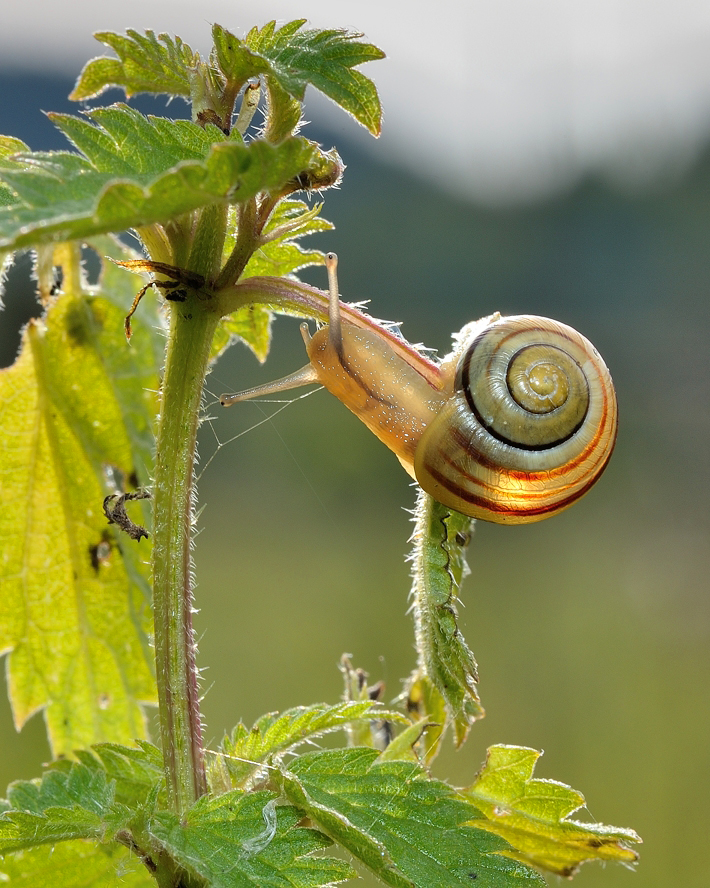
222, 255, 617, 524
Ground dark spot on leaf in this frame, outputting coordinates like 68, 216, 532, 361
64, 300, 90, 345
98, 692, 111, 709
468, 874, 477, 880
128, 470, 139, 489
587, 838, 604, 848
89, 298, 107, 330
89, 532, 112, 572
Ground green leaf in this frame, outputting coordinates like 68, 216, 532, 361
216, 701, 407, 789
408, 490, 483, 748
463, 745, 642, 877
0, 135, 29, 155
0, 240, 158, 755
75, 742, 164, 809
210, 304, 274, 364
281, 748, 544, 888
0, 760, 130, 853
211, 200, 333, 363
0, 840, 154, 887
0, 106, 316, 250
214, 21, 384, 135
213, 24, 271, 90
150, 789, 355, 887
0, 136, 28, 207
71, 30, 198, 100
243, 199, 333, 278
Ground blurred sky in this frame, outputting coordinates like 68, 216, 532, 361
2, 0, 710, 201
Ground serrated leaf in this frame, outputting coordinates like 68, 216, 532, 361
71, 30, 198, 101
0, 839, 154, 887
247, 21, 385, 135
217, 702, 407, 789
408, 490, 483, 748
75, 741, 164, 809
463, 745, 641, 877
0, 136, 27, 207
281, 748, 544, 888
0, 760, 130, 853
0, 240, 159, 755
213, 24, 271, 89
0, 135, 29, 155
0, 106, 316, 251
213, 21, 384, 135
150, 790, 355, 887
212, 200, 333, 363
244, 199, 333, 279
210, 304, 274, 363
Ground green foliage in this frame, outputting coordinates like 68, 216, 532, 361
0, 137, 28, 207
215, 701, 408, 789
241, 199, 334, 278
71, 30, 197, 100
0, 758, 132, 853
72, 22, 384, 136
73, 741, 164, 808
240, 21, 385, 135
150, 792, 355, 887
0, 238, 158, 756
281, 747, 544, 887
210, 199, 334, 362
0, 107, 315, 250
464, 746, 642, 877
0, 841, 153, 887
0, 744, 352, 886
407, 490, 483, 750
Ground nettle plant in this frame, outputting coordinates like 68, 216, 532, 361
0, 22, 640, 888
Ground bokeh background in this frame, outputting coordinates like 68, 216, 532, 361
1, 3, 709, 887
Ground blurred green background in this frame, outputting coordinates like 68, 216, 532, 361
1, 70, 708, 888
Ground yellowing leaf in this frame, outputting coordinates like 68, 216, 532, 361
0, 243, 158, 755
0, 840, 154, 887
464, 745, 641, 877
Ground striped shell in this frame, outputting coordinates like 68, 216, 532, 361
413, 315, 618, 524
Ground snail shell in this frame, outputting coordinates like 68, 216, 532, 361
413, 315, 618, 524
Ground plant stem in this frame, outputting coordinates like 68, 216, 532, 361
152, 294, 219, 815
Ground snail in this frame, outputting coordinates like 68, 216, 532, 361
221, 254, 617, 524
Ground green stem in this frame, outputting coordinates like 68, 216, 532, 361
214, 199, 257, 290
152, 294, 220, 815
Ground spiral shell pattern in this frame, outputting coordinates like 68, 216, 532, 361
414, 315, 617, 524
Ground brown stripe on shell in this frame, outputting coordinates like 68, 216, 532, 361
421, 376, 616, 519
423, 460, 609, 518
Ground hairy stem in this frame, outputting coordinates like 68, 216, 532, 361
152, 294, 220, 814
